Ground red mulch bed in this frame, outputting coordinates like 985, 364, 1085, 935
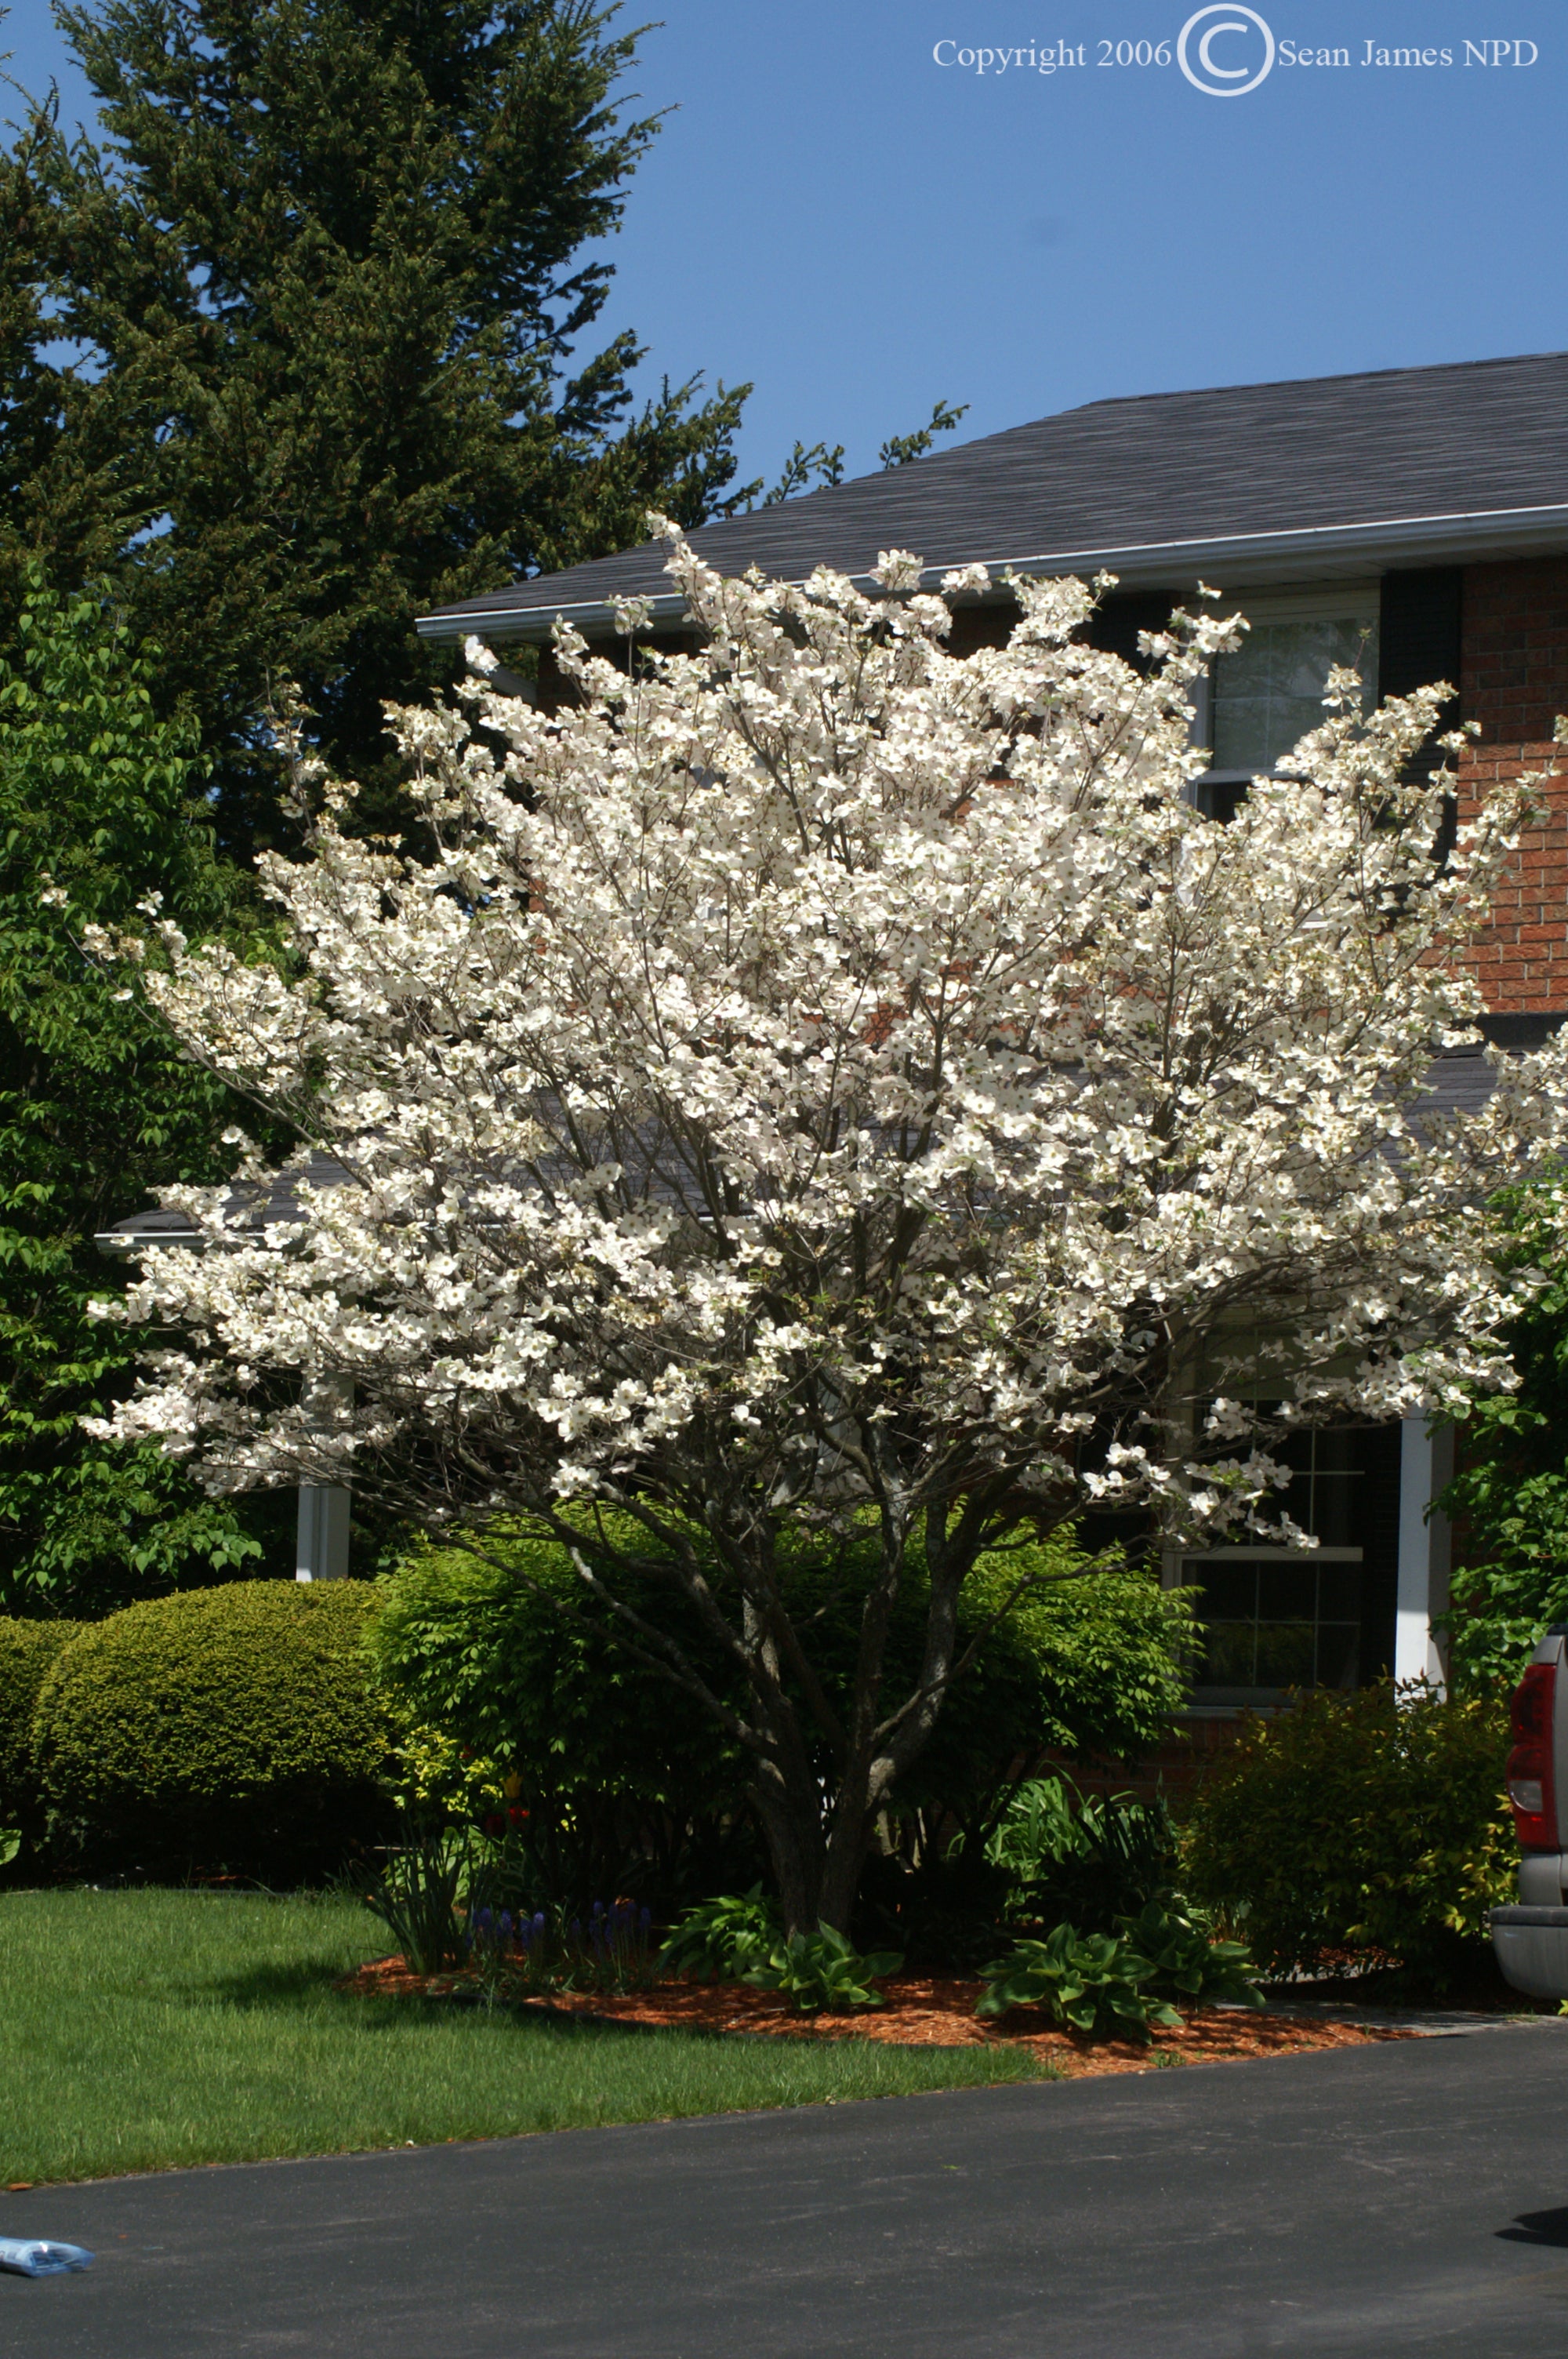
339, 1957, 1414, 2078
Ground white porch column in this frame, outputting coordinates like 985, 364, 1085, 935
295, 1484, 351, 1582
1396, 1416, 1454, 1691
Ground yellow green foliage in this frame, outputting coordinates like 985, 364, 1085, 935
1181, 1681, 1514, 1983
0, 1618, 83, 1839
33, 1581, 396, 1879
388, 1725, 506, 1818
372, 1518, 1194, 1817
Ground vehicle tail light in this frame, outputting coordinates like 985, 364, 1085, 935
1508, 1661, 1559, 1848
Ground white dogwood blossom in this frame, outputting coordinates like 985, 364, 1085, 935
86, 532, 1568, 1926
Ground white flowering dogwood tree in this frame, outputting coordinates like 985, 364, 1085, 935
88, 533, 1568, 1931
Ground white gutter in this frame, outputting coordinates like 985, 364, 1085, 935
417, 500, 1568, 644
95, 1226, 204, 1252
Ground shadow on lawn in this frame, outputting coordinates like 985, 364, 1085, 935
193, 1958, 434, 2012
197, 1959, 669, 2039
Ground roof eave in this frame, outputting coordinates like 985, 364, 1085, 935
418, 501, 1568, 645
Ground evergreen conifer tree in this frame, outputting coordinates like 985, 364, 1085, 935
6, 0, 755, 855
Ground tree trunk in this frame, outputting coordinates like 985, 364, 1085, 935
750, 1776, 826, 1938
815, 1777, 877, 1934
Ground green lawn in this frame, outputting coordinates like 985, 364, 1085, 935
0, 1889, 1054, 2183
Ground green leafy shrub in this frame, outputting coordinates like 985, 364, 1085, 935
1436, 1172, 1568, 1685
907, 1547, 1196, 1805
0, 1619, 83, 1855
33, 1581, 397, 1880
0, 576, 285, 1621
969, 1784, 1263, 2028
659, 1888, 782, 1982
745, 1926, 905, 2012
371, 1520, 1194, 1915
1181, 1681, 1515, 1985
977, 1925, 1183, 2040
980, 1774, 1177, 1934
881, 1773, 1180, 1971
369, 1528, 757, 1908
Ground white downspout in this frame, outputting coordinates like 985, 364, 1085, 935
1396, 1416, 1454, 1692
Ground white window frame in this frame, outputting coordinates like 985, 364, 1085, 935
1193, 576, 1382, 787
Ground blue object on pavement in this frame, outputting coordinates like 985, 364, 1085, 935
0, 2240, 94, 2278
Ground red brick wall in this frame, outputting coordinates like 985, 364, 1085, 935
1460, 558, 1568, 1012
1053, 1714, 1254, 1819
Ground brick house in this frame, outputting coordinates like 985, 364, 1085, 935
416, 350, 1568, 1722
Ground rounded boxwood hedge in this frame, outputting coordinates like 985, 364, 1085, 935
32, 1581, 397, 1880
0, 1619, 84, 1845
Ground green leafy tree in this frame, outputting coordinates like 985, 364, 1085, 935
0, 574, 275, 1613
6, 0, 756, 856
1439, 1170, 1568, 1685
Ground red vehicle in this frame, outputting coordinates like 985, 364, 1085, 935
1494, 1627, 1568, 1997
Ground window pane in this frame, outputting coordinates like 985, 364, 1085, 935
1254, 1619, 1317, 1688
1314, 1622, 1361, 1690
1305, 1428, 1359, 1547
1257, 1563, 1318, 1622
1212, 615, 1379, 773
1184, 1552, 1365, 1699
1191, 1562, 1257, 1621
1316, 1565, 1363, 1620
1200, 1620, 1258, 1687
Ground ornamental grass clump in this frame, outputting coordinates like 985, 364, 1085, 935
361, 1819, 472, 1974
978, 1773, 1177, 1934
83, 524, 1568, 1939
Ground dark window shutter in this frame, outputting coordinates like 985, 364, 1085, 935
1379, 568, 1462, 775
1084, 589, 1177, 673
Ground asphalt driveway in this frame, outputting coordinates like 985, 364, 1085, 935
7, 2022, 1568, 2357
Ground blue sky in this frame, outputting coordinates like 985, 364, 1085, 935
3, 0, 1563, 489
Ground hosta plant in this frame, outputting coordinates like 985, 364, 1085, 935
659, 1887, 782, 1982
745, 1925, 904, 2012
977, 1925, 1183, 2041
1116, 1896, 1265, 2008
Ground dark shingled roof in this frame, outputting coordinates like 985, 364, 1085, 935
419, 351, 1568, 642
96, 1154, 355, 1251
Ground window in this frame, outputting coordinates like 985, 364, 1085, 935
1184, 1555, 1363, 1692
1204, 581, 1381, 782
1180, 1421, 1400, 1708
